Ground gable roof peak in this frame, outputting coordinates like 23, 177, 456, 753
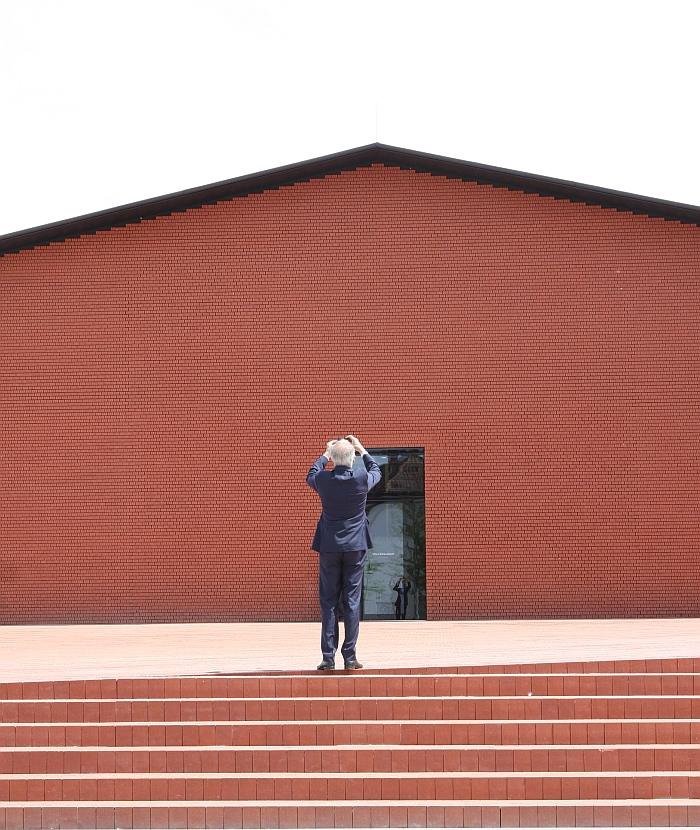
2, 143, 699, 256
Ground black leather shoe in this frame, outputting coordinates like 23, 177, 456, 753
317, 660, 335, 671
344, 659, 363, 670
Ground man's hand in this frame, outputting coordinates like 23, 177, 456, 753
324, 440, 337, 458
345, 435, 366, 455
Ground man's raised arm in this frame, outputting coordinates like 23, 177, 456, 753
346, 434, 382, 491
362, 453, 381, 490
306, 440, 336, 492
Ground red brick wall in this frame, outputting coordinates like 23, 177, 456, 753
1, 165, 698, 623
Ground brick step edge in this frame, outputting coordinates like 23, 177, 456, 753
3, 731, 700, 749
4, 722, 699, 748
213, 659, 700, 675
4, 744, 700, 775
5, 719, 699, 726
4, 770, 700, 804
4, 670, 700, 701
2, 740, 698, 751
4, 697, 700, 716
4, 771, 700, 804
5, 769, 700, 778
2, 798, 700, 828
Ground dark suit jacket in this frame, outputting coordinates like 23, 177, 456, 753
306, 453, 382, 552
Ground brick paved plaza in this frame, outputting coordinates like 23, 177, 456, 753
2, 618, 699, 683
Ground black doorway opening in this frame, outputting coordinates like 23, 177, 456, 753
356, 448, 426, 620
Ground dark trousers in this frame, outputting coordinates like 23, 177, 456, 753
319, 549, 366, 663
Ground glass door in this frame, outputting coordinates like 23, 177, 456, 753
356, 449, 426, 620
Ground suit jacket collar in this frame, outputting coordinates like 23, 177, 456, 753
332, 465, 353, 479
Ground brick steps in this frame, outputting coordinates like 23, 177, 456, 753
3, 720, 699, 747
1, 663, 699, 826
3, 672, 699, 701
2, 744, 699, 772
2, 798, 700, 828
4, 696, 699, 723
3, 770, 700, 801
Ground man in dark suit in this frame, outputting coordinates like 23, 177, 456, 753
307, 435, 381, 670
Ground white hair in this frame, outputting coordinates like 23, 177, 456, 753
330, 439, 355, 467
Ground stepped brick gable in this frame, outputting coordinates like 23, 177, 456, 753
1, 148, 698, 624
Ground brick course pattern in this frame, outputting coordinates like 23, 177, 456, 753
1, 164, 698, 623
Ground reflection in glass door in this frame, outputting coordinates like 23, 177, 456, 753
363, 503, 404, 617
356, 448, 426, 620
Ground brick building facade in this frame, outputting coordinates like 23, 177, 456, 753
1, 145, 698, 624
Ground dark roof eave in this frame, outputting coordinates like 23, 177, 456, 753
2, 143, 699, 256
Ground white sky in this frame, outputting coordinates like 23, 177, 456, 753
1, 0, 699, 237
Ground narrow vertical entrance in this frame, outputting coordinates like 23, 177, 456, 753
358, 448, 426, 620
